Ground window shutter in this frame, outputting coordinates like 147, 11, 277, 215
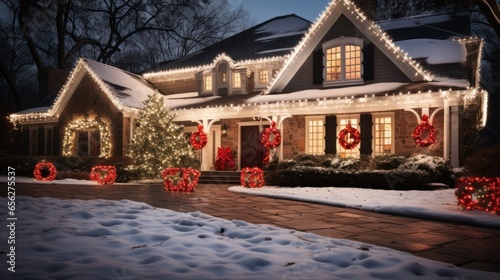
324, 115, 337, 154
38, 127, 45, 155
359, 113, 373, 155
313, 49, 324, 84
363, 43, 375, 80
53, 127, 60, 155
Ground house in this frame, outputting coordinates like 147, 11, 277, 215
9, 0, 487, 171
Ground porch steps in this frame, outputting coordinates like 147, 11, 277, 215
199, 171, 241, 185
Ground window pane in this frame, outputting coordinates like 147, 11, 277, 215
259, 69, 269, 84
345, 45, 361, 80
77, 131, 89, 156
205, 75, 212, 91
90, 130, 101, 157
306, 118, 325, 155
325, 46, 342, 81
374, 115, 393, 156
233, 72, 241, 88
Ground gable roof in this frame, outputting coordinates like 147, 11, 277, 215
266, 0, 435, 94
144, 14, 311, 73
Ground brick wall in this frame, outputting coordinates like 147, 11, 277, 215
58, 73, 125, 157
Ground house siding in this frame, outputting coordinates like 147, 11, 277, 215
152, 78, 198, 95
59, 73, 125, 157
282, 15, 411, 93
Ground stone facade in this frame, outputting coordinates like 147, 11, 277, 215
282, 115, 306, 159
395, 109, 444, 156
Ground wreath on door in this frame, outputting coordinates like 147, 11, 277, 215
338, 123, 360, 150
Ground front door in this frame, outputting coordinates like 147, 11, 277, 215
240, 126, 266, 169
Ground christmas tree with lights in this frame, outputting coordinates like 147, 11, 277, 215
127, 93, 199, 179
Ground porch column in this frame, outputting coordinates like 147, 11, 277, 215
193, 118, 219, 171
450, 106, 460, 167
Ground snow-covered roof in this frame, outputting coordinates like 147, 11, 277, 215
394, 39, 467, 65
145, 14, 311, 73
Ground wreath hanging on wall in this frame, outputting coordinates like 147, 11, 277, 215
190, 125, 208, 150
34, 161, 58, 181
261, 121, 281, 149
338, 123, 361, 150
412, 114, 437, 148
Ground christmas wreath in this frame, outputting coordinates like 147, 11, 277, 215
240, 167, 264, 188
190, 125, 208, 150
34, 161, 57, 181
162, 167, 200, 192
261, 121, 281, 149
338, 123, 360, 150
90, 165, 117, 185
412, 114, 437, 147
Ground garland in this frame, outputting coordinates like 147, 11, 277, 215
34, 161, 57, 181
190, 125, 208, 150
90, 165, 117, 185
338, 123, 360, 150
62, 117, 111, 157
162, 167, 200, 192
261, 121, 281, 149
412, 114, 437, 147
241, 167, 264, 188
215, 147, 235, 171
455, 177, 500, 214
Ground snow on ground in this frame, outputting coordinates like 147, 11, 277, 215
229, 187, 500, 229
1, 196, 499, 280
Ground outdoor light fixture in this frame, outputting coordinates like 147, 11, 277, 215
221, 123, 228, 137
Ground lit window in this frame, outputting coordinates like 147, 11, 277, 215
77, 130, 100, 156
220, 72, 227, 83
306, 116, 325, 155
259, 69, 269, 84
233, 72, 241, 88
323, 37, 363, 85
337, 116, 360, 158
204, 75, 213, 92
373, 114, 394, 156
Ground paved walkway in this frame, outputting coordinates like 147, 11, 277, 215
5, 182, 500, 274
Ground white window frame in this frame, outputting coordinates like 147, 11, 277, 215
232, 72, 241, 89
336, 114, 360, 158
204, 74, 213, 93
372, 112, 395, 156
258, 68, 270, 86
322, 37, 364, 87
305, 116, 325, 155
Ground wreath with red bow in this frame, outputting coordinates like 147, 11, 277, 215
338, 123, 361, 150
412, 114, 437, 147
190, 125, 208, 150
162, 167, 200, 192
262, 121, 281, 149
34, 161, 58, 181
90, 165, 117, 185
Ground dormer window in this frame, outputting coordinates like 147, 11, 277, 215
204, 75, 213, 92
233, 72, 241, 88
259, 69, 269, 84
322, 37, 364, 86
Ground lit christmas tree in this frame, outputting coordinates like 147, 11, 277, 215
127, 93, 199, 179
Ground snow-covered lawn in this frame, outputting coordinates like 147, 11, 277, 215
2, 196, 500, 280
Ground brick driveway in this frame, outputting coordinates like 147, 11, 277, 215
5, 182, 500, 273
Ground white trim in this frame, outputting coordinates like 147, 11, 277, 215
372, 112, 395, 156
305, 115, 326, 155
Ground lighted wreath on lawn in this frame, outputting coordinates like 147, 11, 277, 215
455, 177, 500, 213
412, 114, 437, 148
241, 167, 264, 188
190, 125, 208, 150
338, 123, 360, 150
62, 117, 111, 158
34, 161, 57, 181
261, 121, 281, 149
162, 167, 200, 192
90, 165, 117, 185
